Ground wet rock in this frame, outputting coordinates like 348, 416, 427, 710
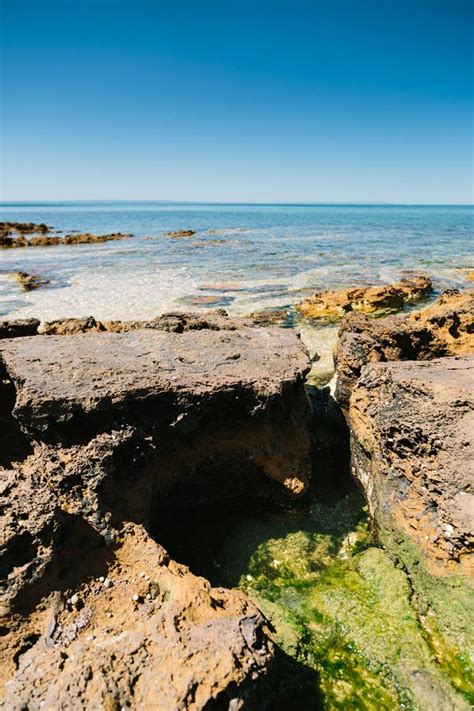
1, 233, 130, 248
13, 271, 50, 292
296, 275, 432, 321
349, 356, 474, 664
0, 319, 40, 339
0, 222, 51, 238
246, 308, 295, 328
0, 325, 311, 706
334, 288, 474, 408
163, 229, 196, 238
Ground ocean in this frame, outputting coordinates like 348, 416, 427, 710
0, 202, 472, 323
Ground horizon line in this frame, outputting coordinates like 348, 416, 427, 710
0, 199, 473, 207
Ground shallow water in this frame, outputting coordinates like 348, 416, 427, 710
0, 202, 472, 321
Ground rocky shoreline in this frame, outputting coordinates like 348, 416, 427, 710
0, 285, 473, 708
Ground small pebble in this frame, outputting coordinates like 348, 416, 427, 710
107, 612, 113, 618
70, 594, 80, 606
98, 576, 105, 583
103, 578, 113, 588
246, 574, 253, 581
139, 572, 146, 578
132, 594, 140, 602
146, 593, 151, 600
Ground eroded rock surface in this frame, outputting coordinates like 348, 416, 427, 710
349, 356, 474, 667
39, 310, 253, 335
335, 288, 474, 408
296, 275, 432, 321
0, 326, 311, 708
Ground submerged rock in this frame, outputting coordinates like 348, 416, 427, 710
13, 271, 50, 292
335, 287, 474, 408
246, 307, 295, 328
163, 229, 196, 238
0, 325, 311, 707
296, 275, 432, 321
349, 355, 474, 693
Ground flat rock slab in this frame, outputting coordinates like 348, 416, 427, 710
1, 328, 310, 441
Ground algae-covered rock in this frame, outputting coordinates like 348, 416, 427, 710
349, 355, 474, 703
296, 275, 432, 322
234, 492, 469, 709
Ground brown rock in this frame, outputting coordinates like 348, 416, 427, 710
0, 221, 51, 237
348, 355, 474, 666
13, 271, 50, 292
296, 275, 432, 321
39, 310, 253, 335
0, 325, 311, 706
334, 288, 474, 408
39, 316, 108, 335
247, 308, 295, 327
1, 233, 130, 248
0, 319, 40, 339
349, 355, 474, 577
164, 230, 196, 238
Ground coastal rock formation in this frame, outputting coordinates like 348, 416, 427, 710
0, 319, 40, 339
39, 310, 253, 335
246, 308, 294, 328
335, 288, 474, 408
349, 356, 474, 663
13, 271, 50, 292
0, 222, 51, 238
164, 229, 196, 238
296, 275, 432, 321
0, 326, 311, 707
1, 233, 130, 248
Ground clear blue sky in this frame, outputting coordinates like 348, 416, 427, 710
1, 0, 472, 203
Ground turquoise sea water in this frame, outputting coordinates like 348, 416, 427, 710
0, 202, 472, 321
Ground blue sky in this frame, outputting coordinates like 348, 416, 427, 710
1, 0, 472, 203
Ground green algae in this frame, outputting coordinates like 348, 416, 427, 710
377, 527, 474, 704
158, 490, 470, 710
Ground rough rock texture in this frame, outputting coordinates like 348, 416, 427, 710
296, 275, 432, 321
349, 356, 474, 662
39, 310, 253, 336
335, 288, 474, 408
1, 233, 130, 248
0, 327, 312, 707
0, 319, 40, 339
